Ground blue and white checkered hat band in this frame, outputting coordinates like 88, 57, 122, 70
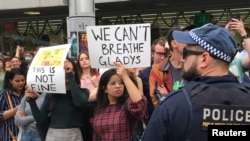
189, 31, 232, 62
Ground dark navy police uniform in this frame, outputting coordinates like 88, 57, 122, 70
142, 75, 250, 141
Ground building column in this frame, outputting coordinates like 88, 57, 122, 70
67, 0, 95, 59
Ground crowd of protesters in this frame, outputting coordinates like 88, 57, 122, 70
1, 17, 250, 141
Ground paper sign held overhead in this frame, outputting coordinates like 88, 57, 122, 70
86, 23, 151, 68
26, 44, 70, 94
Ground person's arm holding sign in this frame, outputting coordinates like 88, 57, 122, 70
25, 58, 90, 123
114, 62, 144, 102
64, 58, 90, 107
25, 87, 50, 124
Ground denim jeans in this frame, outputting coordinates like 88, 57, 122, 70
21, 129, 42, 141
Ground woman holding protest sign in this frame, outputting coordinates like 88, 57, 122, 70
90, 62, 147, 140
24, 58, 90, 141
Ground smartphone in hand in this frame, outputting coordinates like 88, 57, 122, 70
230, 12, 241, 21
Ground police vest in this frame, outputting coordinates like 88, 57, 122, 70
183, 81, 250, 141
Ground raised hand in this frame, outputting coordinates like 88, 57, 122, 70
114, 62, 128, 79
64, 59, 74, 74
25, 87, 39, 99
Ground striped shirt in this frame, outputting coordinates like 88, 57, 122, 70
0, 89, 24, 141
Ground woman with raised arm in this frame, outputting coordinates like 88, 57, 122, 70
24, 58, 90, 141
91, 62, 147, 140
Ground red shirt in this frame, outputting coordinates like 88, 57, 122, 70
91, 96, 147, 141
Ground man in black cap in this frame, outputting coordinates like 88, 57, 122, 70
142, 23, 250, 141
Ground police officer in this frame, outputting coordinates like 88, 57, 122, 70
142, 23, 250, 141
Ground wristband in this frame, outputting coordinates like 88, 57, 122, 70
241, 34, 249, 39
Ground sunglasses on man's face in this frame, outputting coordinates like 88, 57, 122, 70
182, 48, 204, 59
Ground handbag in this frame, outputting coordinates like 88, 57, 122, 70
36, 116, 50, 141
12, 136, 17, 141
4, 119, 18, 141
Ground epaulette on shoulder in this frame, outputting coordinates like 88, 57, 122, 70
159, 89, 182, 104
159, 81, 210, 105
239, 82, 250, 94
182, 81, 210, 98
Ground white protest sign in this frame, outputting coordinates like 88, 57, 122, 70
26, 44, 70, 94
86, 23, 151, 68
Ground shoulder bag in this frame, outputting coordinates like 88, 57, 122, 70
5, 91, 18, 141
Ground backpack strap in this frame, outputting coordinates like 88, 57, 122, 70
151, 69, 171, 100
151, 69, 171, 92
182, 81, 209, 141
4, 90, 18, 139
183, 81, 250, 141
150, 70, 162, 85
182, 88, 193, 141
185, 81, 210, 98
238, 82, 250, 94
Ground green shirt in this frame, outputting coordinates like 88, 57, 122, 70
29, 73, 89, 128
0, 71, 5, 90
229, 57, 246, 83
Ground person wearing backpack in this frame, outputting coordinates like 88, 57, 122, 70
149, 27, 186, 108
142, 23, 250, 141
138, 37, 168, 125
149, 25, 197, 108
